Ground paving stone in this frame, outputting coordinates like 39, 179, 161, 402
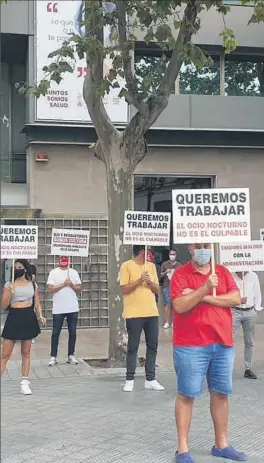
1, 369, 264, 463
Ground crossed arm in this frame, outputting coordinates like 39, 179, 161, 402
172, 280, 240, 314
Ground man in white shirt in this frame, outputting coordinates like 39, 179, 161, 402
47, 256, 82, 366
232, 271, 263, 380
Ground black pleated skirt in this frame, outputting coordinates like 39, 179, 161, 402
1, 305, 41, 341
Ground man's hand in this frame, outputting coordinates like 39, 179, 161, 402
64, 278, 72, 287
241, 297, 247, 304
142, 271, 151, 285
206, 274, 218, 291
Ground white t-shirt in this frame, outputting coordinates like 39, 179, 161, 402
47, 267, 82, 314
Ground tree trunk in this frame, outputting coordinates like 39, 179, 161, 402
105, 148, 134, 362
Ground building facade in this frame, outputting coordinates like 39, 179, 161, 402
1, 0, 264, 325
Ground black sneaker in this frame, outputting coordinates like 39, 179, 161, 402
244, 369, 257, 379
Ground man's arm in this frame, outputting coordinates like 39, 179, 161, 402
67, 271, 82, 294
253, 275, 263, 311
120, 278, 142, 295
47, 283, 65, 293
143, 265, 160, 295
202, 267, 241, 307
202, 291, 241, 308
65, 280, 82, 294
145, 279, 159, 295
172, 274, 218, 314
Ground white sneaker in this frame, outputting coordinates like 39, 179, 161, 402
48, 356, 57, 367
123, 380, 135, 392
163, 322, 170, 329
31, 339, 36, 344
145, 380, 165, 391
21, 379, 32, 395
67, 355, 78, 365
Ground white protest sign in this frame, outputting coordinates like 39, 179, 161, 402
172, 188, 251, 244
123, 211, 171, 246
220, 241, 264, 272
51, 229, 90, 257
1, 226, 38, 259
260, 229, 264, 241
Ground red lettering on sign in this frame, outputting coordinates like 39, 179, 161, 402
77, 67, 88, 78
47, 2, 58, 13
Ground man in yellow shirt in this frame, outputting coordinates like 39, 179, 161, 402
120, 245, 165, 392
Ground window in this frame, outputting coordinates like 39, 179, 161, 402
225, 59, 264, 96
12, 154, 26, 183
134, 55, 175, 94
224, 1, 255, 6
179, 58, 220, 95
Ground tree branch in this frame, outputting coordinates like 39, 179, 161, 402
115, 0, 147, 114
125, 0, 198, 140
83, 0, 119, 154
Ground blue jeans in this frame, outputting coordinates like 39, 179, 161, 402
173, 343, 235, 397
163, 287, 171, 306
51, 312, 78, 357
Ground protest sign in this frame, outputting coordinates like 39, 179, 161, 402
172, 188, 251, 244
51, 228, 90, 257
0, 226, 38, 259
220, 241, 264, 272
260, 229, 264, 241
123, 211, 171, 246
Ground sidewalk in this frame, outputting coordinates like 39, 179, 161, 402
1, 370, 264, 463
3, 324, 264, 379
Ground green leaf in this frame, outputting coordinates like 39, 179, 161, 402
38, 80, 50, 97
155, 24, 173, 43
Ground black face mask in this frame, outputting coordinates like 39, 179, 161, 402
14, 269, 25, 279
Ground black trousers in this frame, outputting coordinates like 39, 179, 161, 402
126, 316, 159, 381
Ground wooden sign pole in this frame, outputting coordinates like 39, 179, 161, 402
211, 243, 216, 297
12, 258, 15, 283
67, 256, 70, 278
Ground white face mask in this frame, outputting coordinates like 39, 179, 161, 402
169, 254, 176, 261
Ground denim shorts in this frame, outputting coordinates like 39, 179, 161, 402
163, 287, 171, 306
173, 343, 235, 397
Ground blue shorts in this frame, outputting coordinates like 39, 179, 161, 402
173, 343, 235, 397
163, 287, 171, 306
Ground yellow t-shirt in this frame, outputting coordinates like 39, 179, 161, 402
120, 259, 159, 319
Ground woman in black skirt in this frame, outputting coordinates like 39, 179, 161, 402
1, 259, 46, 395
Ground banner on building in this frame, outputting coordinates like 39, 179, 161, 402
0, 226, 38, 259
220, 241, 264, 272
35, 0, 127, 123
172, 188, 251, 244
123, 211, 171, 246
51, 228, 90, 256
260, 229, 264, 241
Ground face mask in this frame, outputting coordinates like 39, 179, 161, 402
59, 257, 69, 269
169, 255, 176, 261
194, 249, 211, 266
14, 268, 25, 279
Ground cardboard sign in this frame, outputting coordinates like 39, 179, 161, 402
172, 188, 251, 244
123, 211, 171, 246
260, 229, 264, 241
51, 228, 90, 257
220, 241, 264, 272
0, 226, 38, 259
